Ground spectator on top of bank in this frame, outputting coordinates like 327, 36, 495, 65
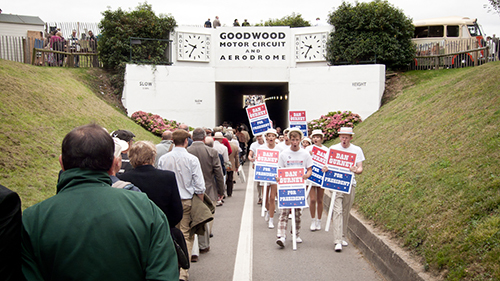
213, 16, 221, 28
233, 19, 240, 26
242, 19, 250, 26
204, 18, 212, 28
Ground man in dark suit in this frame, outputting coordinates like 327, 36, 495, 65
0, 185, 23, 281
118, 141, 183, 230
187, 128, 224, 253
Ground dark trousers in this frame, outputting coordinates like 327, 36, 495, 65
226, 171, 234, 196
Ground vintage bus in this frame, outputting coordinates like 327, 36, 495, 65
411, 16, 486, 68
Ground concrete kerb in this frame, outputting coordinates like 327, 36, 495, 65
323, 191, 439, 281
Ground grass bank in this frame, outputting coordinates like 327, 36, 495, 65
0, 59, 160, 208
324, 62, 499, 280
1, 59, 498, 280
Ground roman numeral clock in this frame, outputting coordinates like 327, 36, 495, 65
177, 32, 211, 62
295, 32, 328, 62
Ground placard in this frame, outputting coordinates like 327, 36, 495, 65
250, 118, 272, 135
254, 148, 280, 183
308, 145, 328, 185
246, 103, 272, 135
289, 110, 306, 122
254, 165, 278, 182
321, 167, 354, 194
326, 148, 357, 170
288, 110, 308, 137
247, 103, 268, 120
278, 188, 307, 207
277, 167, 307, 208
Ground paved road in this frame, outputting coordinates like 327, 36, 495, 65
188, 163, 384, 281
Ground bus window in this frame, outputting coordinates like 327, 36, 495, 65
447, 25, 459, 37
415, 26, 428, 38
468, 25, 482, 36
429, 26, 444, 37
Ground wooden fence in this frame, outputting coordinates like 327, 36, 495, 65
0, 36, 99, 67
409, 38, 492, 70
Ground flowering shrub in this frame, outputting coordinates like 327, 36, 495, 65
307, 111, 362, 141
131, 111, 179, 136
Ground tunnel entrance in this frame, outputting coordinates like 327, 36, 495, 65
216, 82, 289, 135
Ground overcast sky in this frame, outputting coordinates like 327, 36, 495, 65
3, 0, 500, 35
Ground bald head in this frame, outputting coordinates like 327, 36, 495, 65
162, 130, 172, 140
205, 137, 214, 147
179, 124, 189, 132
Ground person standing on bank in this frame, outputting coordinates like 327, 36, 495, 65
306, 130, 328, 231
204, 18, 212, 28
213, 16, 221, 28
323, 127, 365, 252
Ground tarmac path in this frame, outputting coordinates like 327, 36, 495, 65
188, 162, 385, 281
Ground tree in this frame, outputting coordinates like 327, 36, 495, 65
326, 0, 415, 70
256, 13, 311, 27
98, 2, 176, 70
97, 3, 176, 95
484, 0, 500, 15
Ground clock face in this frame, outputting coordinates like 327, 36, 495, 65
177, 33, 211, 62
295, 32, 327, 62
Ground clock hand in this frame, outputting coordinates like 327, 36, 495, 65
189, 45, 197, 57
304, 45, 312, 58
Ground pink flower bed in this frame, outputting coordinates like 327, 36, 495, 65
131, 111, 179, 136
307, 111, 362, 141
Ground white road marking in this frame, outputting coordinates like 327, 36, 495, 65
232, 165, 255, 281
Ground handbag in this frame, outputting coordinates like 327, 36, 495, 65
170, 227, 190, 269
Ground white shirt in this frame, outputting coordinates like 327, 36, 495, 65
249, 141, 264, 155
263, 142, 283, 152
276, 141, 290, 151
158, 146, 206, 200
278, 148, 313, 169
213, 140, 229, 163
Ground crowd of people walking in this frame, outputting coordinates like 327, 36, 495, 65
1, 121, 365, 281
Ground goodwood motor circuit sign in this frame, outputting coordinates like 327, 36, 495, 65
215, 27, 291, 66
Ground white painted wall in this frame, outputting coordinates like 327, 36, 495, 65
289, 65, 386, 120
123, 63, 385, 127
122, 26, 386, 128
0, 23, 44, 37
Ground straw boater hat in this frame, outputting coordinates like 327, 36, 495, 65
310, 129, 324, 138
264, 128, 278, 137
338, 127, 355, 135
213, 132, 224, 139
302, 137, 312, 145
287, 127, 304, 139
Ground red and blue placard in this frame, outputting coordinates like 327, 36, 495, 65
247, 103, 272, 135
308, 146, 328, 185
254, 148, 280, 183
277, 167, 307, 208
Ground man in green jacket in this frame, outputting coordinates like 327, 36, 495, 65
22, 123, 179, 281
